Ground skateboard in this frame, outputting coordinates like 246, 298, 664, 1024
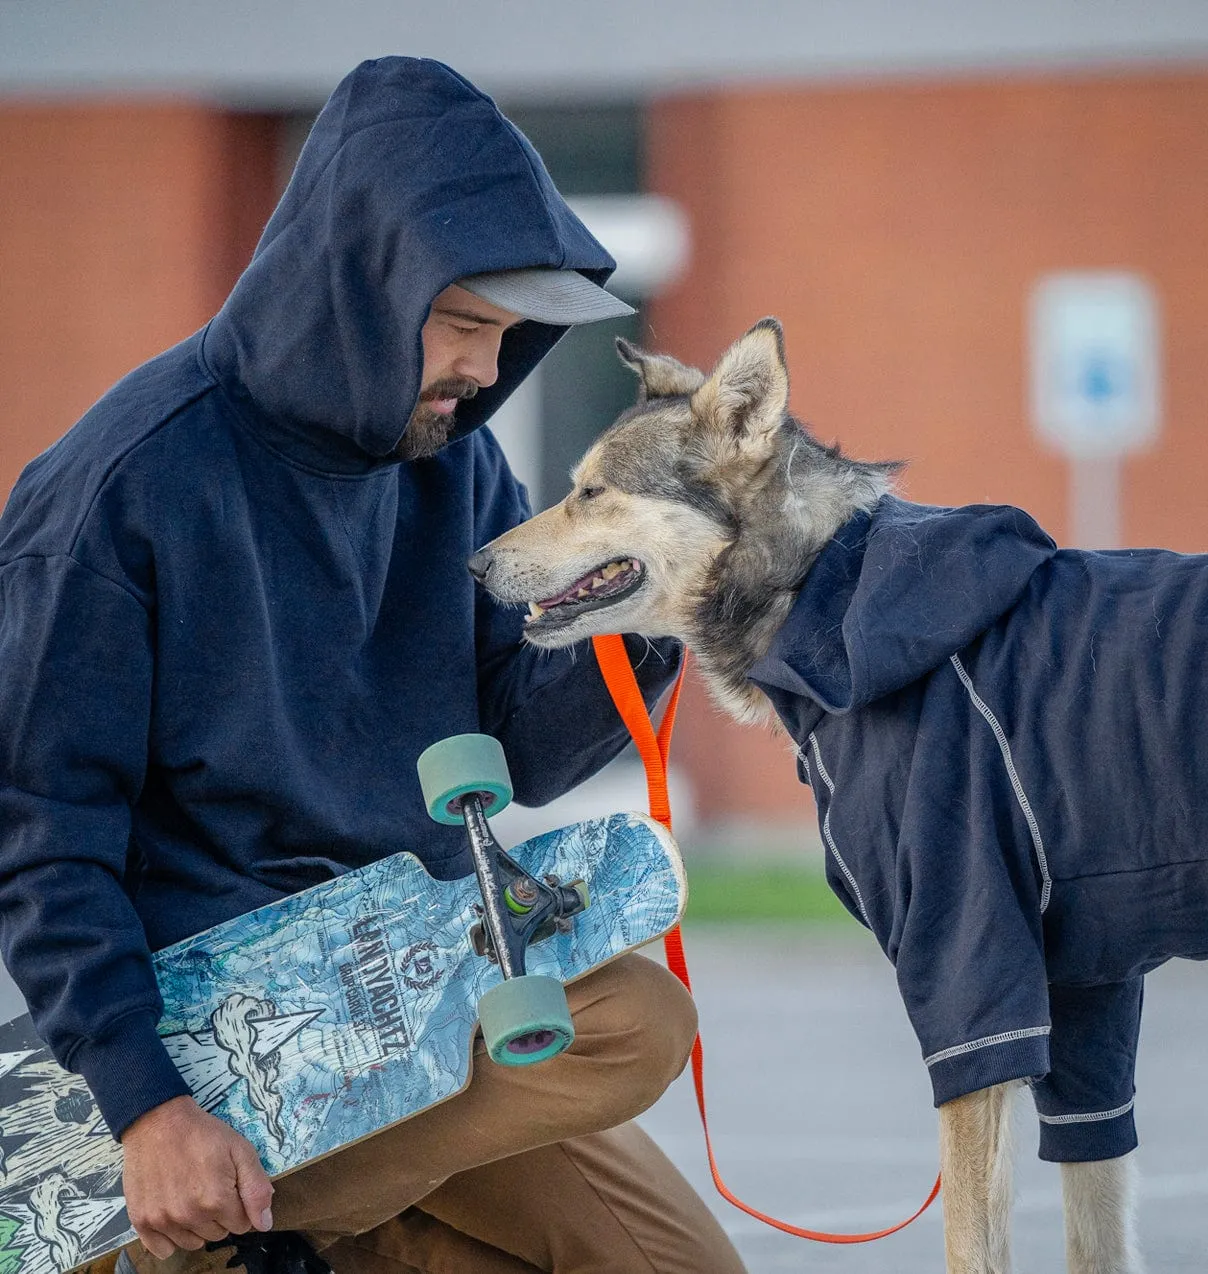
0, 734, 686, 1274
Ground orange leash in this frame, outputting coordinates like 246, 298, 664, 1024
591, 634, 942, 1244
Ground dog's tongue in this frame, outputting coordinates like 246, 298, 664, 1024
537, 560, 639, 609
538, 573, 594, 608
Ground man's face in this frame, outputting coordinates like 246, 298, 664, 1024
396, 284, 523, 460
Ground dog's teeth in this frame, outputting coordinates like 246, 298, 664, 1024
527, 602, 545, 621
577, 587, 591, 598
602, 563, 622, 581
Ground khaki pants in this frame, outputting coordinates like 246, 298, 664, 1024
125, 954, 747, 1273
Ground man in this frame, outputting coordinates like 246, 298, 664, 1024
0, 57, 746, 1274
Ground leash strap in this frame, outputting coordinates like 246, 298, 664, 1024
591, 633, 942, 1244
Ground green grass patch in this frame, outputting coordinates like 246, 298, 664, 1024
683, 861, 853, 924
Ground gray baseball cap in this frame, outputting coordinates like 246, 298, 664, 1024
458, 267, 634, 324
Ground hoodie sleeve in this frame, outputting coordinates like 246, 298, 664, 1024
0, 554, 191, 1137
469, 433, 682, 806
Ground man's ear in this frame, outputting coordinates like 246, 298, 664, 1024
690, 318, 789, 456
616, 338, 706, 402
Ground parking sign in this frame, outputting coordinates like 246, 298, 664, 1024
1028, 272, 1161, 458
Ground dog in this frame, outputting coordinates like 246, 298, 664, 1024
467, 317, 1208, 1272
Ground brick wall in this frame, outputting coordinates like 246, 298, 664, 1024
0, 101, 280, 500
648, 71, 1208, 823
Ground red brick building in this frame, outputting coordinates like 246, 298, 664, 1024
4, 21, 1208, 832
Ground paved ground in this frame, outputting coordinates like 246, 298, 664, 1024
1, 922, 1203, 1270
637, 925, 1208, 1272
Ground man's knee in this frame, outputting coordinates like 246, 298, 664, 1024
567, 953, 697, 1118
619, 954, 698, 1089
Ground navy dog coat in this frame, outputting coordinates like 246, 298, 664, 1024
750, 496, 1208, 1162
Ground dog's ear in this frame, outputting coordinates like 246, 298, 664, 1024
690, 319, 790, 458
616, 338, 706, 402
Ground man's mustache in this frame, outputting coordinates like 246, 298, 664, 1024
420, 379, 479, 406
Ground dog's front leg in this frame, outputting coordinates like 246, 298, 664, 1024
937, 1082, 1016, 1273
1060, 1153, 1143, 1274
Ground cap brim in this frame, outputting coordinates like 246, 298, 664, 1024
459, 269, 635, 325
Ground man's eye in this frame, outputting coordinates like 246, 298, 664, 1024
451, 324, 479, 335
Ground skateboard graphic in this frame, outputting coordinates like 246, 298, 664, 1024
0, 734, 686, 1274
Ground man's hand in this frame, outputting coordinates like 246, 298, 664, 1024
120, 1095, 274, 1259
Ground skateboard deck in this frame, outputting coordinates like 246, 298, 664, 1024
0, 812, 685, 1274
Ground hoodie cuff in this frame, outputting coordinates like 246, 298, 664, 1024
1037, 1103, 1138, 1163
927, 1029, 1050, 1109
69, 1010, 192, 1141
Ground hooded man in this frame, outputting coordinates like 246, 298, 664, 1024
0, 58, 746, 1274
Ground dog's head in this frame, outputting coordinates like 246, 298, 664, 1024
468, 318, 800, 649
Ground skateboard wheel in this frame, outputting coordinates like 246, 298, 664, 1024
417, 733, 513, 825
478, 974, 574, 1066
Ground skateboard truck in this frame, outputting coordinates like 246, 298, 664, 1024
467, 868, 588, 961
461, 816, 589, 967
416, 733, 588, 1067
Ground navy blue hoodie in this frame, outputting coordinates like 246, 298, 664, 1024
750, 496, 1208, 1162
0, 58, 679, 1139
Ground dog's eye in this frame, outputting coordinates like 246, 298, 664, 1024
579, 485, 605, 501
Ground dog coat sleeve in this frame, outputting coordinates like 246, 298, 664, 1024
804, 672, 1056, 1111
1028, 979, 1142, 1162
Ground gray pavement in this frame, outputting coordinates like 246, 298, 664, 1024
0, 924, 1203, 1270
637, 925, 1208, 1272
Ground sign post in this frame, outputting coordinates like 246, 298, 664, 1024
1028, 272, 1161, 548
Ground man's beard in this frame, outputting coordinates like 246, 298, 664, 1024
394, 378, 479, 461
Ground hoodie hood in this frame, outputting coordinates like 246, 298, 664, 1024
749, 496, 1057, 717
203, 57, 617, 463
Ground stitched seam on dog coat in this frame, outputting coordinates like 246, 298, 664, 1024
1036, 1099, 1135, 1125
925, 1025, 1051, 1068
949, 652, 1052, 912
807, 731, 871, 928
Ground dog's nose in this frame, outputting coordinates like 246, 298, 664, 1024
466, 548, 493, 582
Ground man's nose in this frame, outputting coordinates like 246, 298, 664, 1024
467, 548, 493, 582
456, 334, 503, 389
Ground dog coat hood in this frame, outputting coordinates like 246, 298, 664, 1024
204, 56, 616, 462
749, 496, 1057, 725
750, 494, 1208, 1164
